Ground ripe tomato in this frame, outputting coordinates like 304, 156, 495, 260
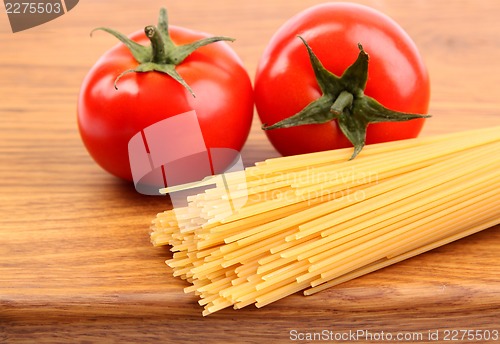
78, 9, 253, 181
255, 2, 430, 157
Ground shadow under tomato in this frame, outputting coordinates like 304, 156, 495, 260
105, 175, 173, 210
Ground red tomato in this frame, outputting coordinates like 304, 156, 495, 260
255, 2, 430, 157
78, 9, 253, 181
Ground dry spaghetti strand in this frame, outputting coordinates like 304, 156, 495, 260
150, 127, 500, 315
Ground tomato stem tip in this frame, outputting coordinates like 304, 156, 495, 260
330, 91, 353, 116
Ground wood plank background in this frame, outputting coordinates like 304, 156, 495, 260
0, 0, 499, 342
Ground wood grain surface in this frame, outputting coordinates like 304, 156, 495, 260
0, 0, 499, 343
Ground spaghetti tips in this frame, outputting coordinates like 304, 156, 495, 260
150, 127, 500, 315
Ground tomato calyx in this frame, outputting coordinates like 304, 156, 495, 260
90, 8, 235, 97
262, 36, 431, 159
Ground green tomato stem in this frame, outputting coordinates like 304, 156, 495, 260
91, 8, 235, 97
263, 37, 431, 159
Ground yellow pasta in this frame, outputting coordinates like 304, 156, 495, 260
150, 126, 500, 315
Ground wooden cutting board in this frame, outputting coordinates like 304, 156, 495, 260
1, 0, 499, 342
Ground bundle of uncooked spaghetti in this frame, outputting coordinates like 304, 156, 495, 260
150, 126, 500, 316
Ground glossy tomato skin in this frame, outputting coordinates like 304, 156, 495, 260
255, 2, 430, 156
78, 26, 253, 181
